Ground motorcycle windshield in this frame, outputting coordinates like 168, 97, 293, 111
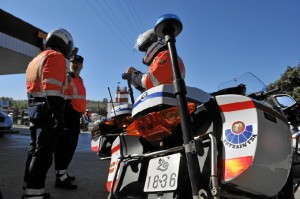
217, 72, 267, 96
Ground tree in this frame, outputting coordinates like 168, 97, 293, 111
268, 63, 300, 103
12, 100, 28, 110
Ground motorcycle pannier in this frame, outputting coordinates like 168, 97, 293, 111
216, 94, 292, 197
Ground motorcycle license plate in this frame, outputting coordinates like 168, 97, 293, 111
144, 153, 181, 192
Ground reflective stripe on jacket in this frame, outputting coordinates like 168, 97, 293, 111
141, 50, 185, 89
26, 50, 67, 98
65, 76, 86, 113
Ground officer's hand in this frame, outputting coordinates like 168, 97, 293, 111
125, 66, 138, 80
53, 113, 64, 133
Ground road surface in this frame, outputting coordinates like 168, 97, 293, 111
1, 125, 300, 199
0, 125, 110, 199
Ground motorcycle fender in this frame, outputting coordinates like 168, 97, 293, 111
91, 136, 100, 152
91, 125, 101, 152
106, 135, 145, 194
107, 136, 121, 192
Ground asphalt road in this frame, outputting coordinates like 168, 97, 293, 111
0, 126, 110, 199
1, 126, 300, 199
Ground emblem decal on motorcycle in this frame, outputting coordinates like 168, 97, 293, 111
232, 121, 245, 134
224, 121, 257, 149
157, 158, 169, 171
141, 92, 148, 101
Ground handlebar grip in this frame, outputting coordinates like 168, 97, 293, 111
122, 73, 127, 80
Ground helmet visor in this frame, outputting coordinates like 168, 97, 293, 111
134, 28, 158, 52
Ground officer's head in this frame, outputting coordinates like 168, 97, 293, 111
135, 28, 167, 66
45, 28, 74, 59
70, 55, 84, 76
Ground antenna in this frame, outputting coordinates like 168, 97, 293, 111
108, 87, 117, 118
108, 87, 119, 132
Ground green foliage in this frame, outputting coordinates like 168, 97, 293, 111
0, 97, 107, 116
268, 63, 300, 103
86, 100, 107, 115
12, 100, 28, 109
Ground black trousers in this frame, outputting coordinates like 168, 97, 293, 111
24, 110, 58, 189
54, 107, 81, 171
23, 125, 37, 184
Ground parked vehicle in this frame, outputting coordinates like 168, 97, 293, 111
91, 103, 132, 158
91, 14, 296, 199
0, 111, 13, 134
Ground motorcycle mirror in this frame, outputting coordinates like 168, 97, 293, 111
154, 13, 182, 38
273, 94, 297, 110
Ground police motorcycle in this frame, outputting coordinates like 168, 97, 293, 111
92, 14, 296, 199
91, 103, 133, 157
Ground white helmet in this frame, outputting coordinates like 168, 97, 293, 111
135, 28, 167, 66
46, 28, 74, 59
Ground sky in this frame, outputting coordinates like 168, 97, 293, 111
1, 0, 300, 101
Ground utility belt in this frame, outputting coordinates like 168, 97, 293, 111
28, 96, 47, 107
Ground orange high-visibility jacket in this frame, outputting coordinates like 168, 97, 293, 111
26, 50, 67, 98
65, 75, 86, 113
141, 50, 185, 89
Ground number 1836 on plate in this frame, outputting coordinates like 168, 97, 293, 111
144, 153, 181, 192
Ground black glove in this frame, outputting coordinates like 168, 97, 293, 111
46, 96, 66, 132
64, 99, 73, 112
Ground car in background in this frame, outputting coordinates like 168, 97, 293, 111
0, 111, 13, 135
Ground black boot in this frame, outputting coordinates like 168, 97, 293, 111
55, 177, 77, 189
66, 173, 76, 182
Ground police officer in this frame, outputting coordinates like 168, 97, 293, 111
125, 28, 185, 91
23, 28, 74, 199
54, 54, 86, 189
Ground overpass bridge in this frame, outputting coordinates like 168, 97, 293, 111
0, 9, 46, 75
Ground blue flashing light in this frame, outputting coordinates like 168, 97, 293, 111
156, 14, 181, 26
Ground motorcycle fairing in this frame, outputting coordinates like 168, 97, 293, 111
132, 84, 212, 119
216, 94, 292, 196
107, 103, 132, 119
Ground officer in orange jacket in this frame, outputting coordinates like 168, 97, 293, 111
54, 54, 86, 189
23, 28, 74, 199
125, 28, 185, 92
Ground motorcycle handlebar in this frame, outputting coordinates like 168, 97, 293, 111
264, 87, 281, 96
250, 87, 281, 100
